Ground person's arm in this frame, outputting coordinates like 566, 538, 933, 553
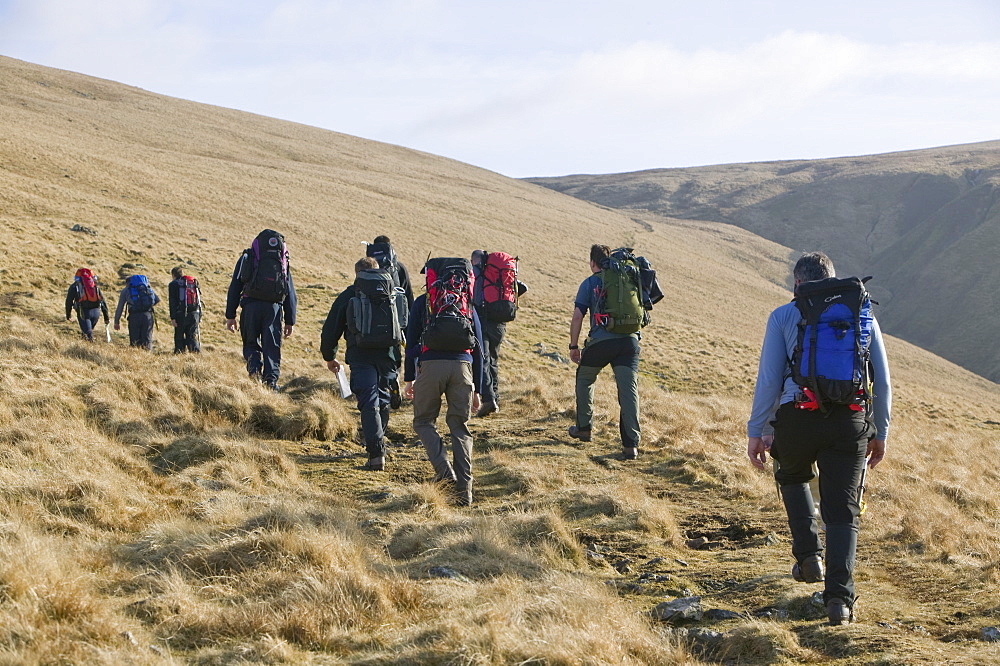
168, 280, 180, 322
398, 262, 414, 309
403, 296, 424, 391
99, 288, 110, 323
569, 307, 585, 364
867, 318, 892, 468
225, 255, 246, 331
283, 267, 297, 337
747, 310, 792, 469
65, 284, 77, 320
471, 309, 485, 395
320, 290, 350, 371
113, 288, 127, 329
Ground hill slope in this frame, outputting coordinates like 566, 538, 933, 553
1, 56, 1000, 663
527, 144, 1000, 383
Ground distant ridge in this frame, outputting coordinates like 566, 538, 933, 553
527, 141, 1000, 383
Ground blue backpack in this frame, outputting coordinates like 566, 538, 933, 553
790, 276, 874, 413
127, 274, 155, 313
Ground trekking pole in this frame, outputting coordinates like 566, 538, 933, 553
105, 322, 112, 343
858, 458, 869, 515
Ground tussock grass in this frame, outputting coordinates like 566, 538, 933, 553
718, 621, 824, 663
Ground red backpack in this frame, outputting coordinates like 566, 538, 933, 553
182, 276, 200, 310
480, 252, 519, 322
422, 257, 475, 352
75, 268, 99, 303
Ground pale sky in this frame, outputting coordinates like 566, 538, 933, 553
2, 0, 999, 177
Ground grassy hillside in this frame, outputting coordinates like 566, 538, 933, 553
1, 55, 1000, 663
527, 144, 1000, 383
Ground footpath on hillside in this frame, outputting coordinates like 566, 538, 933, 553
283, 399, 1000, 664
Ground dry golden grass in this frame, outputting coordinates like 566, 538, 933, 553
0, 55, 998, 664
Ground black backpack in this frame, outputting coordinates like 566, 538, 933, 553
348, 269, 408, 349
366, 242, 402, 290
240, 229, 289, 303
422, 257, 476, 352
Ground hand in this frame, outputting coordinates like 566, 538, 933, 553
327, 359, 341, 373
867, 438, 886, 468
284, 324, 294, 338
762, 434, 774, 450
226, 318, 238, 333
171, 319, 178, 328
472, 392, 482, 413
66, 316, 73, 322
114, 323, 121, 331
403, 381, 414, 400
748, 437, 769, 470
570, 348, 582, 364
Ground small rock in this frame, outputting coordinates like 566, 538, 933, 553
149, 645, 166, 656
688, 627, 724, 645
752, 606, 790, 620
674, 559, 688, 567
644, 557, 666, 567
651, 596, 703, 623
613, 560, 633, 574
121, 631, 138, 646
981, 626, 1000, 642
686, 537, 709, 550
428, 566, 470, 582
585, 550, 606, 563
704, 608, 743, 621
70, 224, 97, 235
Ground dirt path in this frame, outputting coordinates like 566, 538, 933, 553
289, 404, 1000, 664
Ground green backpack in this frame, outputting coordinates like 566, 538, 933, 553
599, 248, 646, 335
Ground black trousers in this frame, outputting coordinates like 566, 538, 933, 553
478, 316, 506, 406
128, 311, 155, 350
174, 311, 201, 353
771, 402, 873, 606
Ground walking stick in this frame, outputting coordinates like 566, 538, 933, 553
858, 458, 870, 515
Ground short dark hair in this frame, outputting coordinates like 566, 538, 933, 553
373, 235, 391, 245
590, 244, 611, 266
793, 252, 835, 282
355, 257, 379, 273
171, 266, 185, 279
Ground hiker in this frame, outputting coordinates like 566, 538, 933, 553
403, 257, 485, 506
113, 274, 160, 349
367, 235, 414, 407
367, 235, 414, 309
65, 268, 110, 342
168, 266, 202, 353
225, 229, 297, 390
321, 257, 408, 471
471, 249, 528, 417
567, 244, 648, 460
747, 251, 891, 626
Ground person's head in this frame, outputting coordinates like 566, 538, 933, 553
355, 257, 379, 274
589, 244, 611, 272
471, 249, 485, 265
171, 266, 185, 280
793, 252, 835, 284
373, 235, 391, 245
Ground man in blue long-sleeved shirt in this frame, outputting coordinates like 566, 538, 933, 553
747, 251, 891, 626
224, 230, 297, 391
403, 258, 484, 506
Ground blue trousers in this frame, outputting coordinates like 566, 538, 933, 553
349, 359, 397, 459
240, 300, 283, 383
128, 311, 154, 349
78, 306, 102, 342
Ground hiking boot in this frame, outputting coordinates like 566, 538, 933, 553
568, 426, 592, 442
389, 377, 402, 409
454, 484, 473, 507
364, 456, 385, 471
622, 447, 639, 460
434, 469, 457, 484
264, 380, 280, 392
476, 401, 499, 418
792, 554, 825, 583
826, 598, 854, 626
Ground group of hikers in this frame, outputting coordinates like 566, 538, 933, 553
66, 229, 890, 627
65, 266, 201, 352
